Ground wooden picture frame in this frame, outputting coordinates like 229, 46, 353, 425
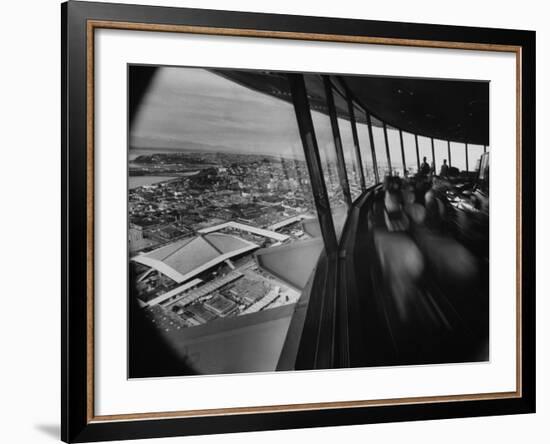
62, 1, 535, 442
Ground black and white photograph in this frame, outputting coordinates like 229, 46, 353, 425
128, 65, 490, 378
0, 0, 543, 442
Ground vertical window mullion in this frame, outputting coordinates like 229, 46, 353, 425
382, 122, 392, 176
345, 92, 366, 192
323, 76, 352, 207
414, 134, 420, 171
431, 137, 436, 171
399, 129, 406, 176
366, 112, 379, 184
287, 73, 338, 253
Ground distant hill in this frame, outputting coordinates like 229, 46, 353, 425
129, 135, 305, 160
130, 136, 231, 153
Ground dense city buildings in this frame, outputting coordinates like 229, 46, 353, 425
127, 65, 490, 377
129, 150, 322, 336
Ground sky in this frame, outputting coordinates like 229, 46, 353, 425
130, 66, 483, 171
130, 67, 306, 158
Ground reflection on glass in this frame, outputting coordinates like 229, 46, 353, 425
467, 144, 485, 172
450, 141, 466, 171
386, 125, 403, 177
128, 67, 327, 376
355, 107, 376, 187
433, 139, 448, 175
332, 89, 361, 201
304, 75, 347, 239
371, 116, 391, 180
402, 132, 418, 175
417, 136, 433, 171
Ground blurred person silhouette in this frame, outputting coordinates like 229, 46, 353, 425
424, 177, 449, 231
439, 159, 449, 177
419, 156, 431, 176
383, 176, 409, 232
374, 230, 424, 322
401, 181, 427, 227
373, 176, 424, 322
415, 178, 479, 290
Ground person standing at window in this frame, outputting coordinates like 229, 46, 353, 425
419, 156, 431, 176
439, 159, 449, 177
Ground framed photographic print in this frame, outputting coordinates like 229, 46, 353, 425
61, 1, 536, 442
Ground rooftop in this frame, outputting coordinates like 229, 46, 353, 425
132, 233, 258, 284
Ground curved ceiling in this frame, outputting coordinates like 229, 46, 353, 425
214, 69, 489, 146
130, 66, 489, 146
343, 75, 489, 145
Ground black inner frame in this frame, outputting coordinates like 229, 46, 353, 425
62, 1, 536, 443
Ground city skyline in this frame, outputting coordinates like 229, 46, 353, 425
131, 66, 483, 172
128, 65, 490, 378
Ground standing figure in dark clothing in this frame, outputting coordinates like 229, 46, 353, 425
439, 159, 449, 177
419, 156, 431, 176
